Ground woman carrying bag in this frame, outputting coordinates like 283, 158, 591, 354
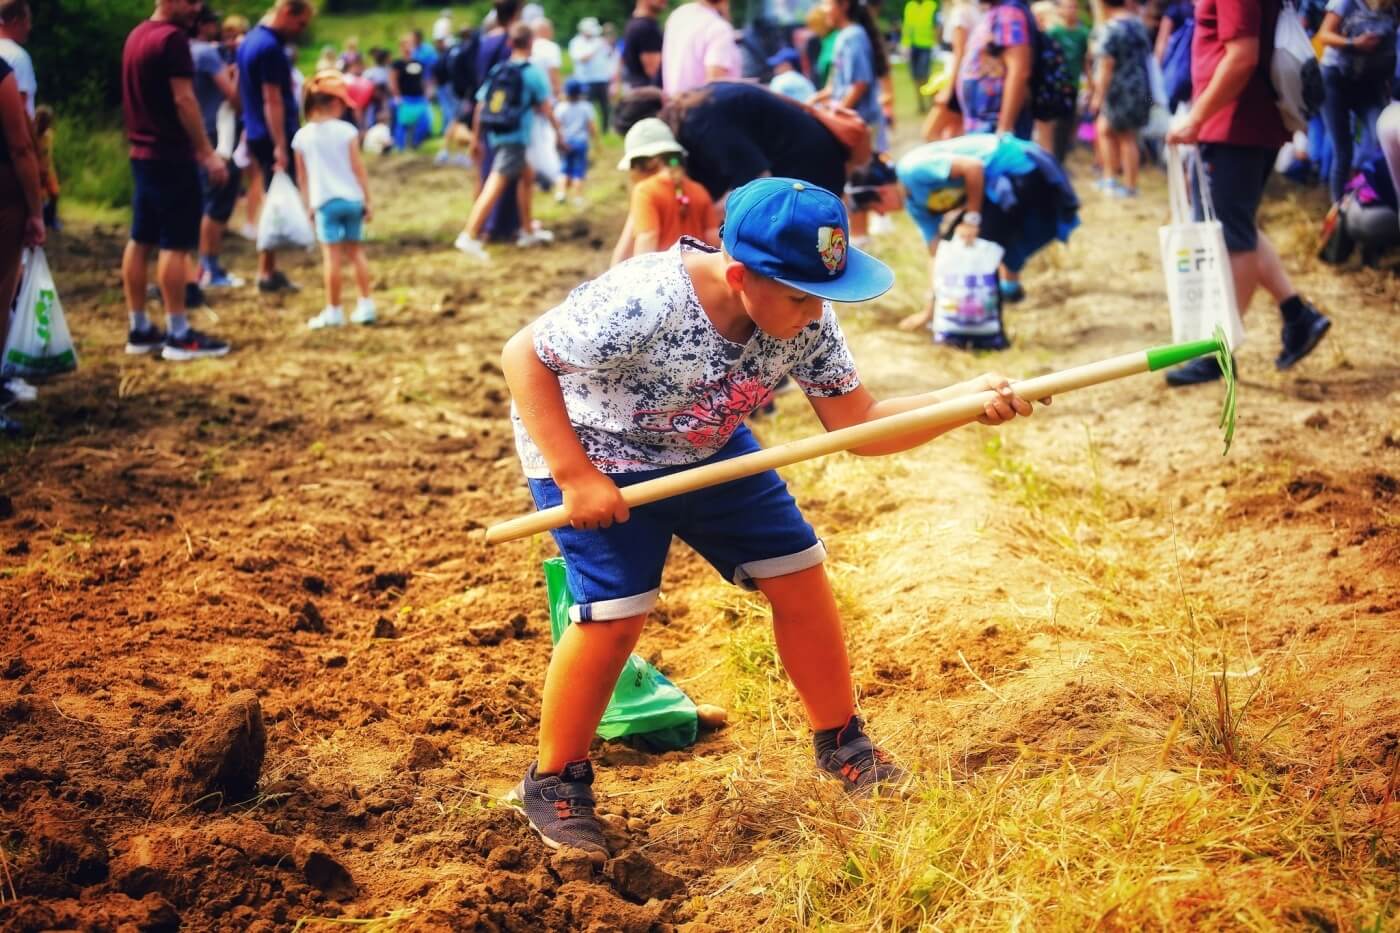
0, 51, 45, 427
1316, 0, 1398, 200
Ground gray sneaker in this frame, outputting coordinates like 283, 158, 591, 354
505, 759, 608, 860
816, 716, 911, 797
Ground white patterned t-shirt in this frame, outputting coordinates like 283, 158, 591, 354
513, 238, 861, 478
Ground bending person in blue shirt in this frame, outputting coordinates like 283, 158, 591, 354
895, 134, 1080, 329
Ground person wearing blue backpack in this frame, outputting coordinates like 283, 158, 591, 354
454, 21, 562, 260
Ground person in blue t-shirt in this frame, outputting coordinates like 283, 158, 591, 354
815, 0, 887, 243
236, 0, 312, 294
895, 134, 1080, 326
454, 21, 562, 259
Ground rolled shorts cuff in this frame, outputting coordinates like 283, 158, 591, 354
572, 587, 660, 623
732, 539, 827, 589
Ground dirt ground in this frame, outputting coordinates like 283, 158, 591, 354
2, 145, 1398, 932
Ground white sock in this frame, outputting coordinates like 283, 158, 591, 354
129, 310, 150, 331
168, 313, 190, 338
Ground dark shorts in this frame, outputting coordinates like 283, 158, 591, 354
130, 158, 201, 251
248, 136, 295, 192
1197, 143, 1275, 253
909, 45, 933, 81
200, 157, 242, 224
526, 425, 825, 623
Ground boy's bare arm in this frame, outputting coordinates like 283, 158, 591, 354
807, 375, 1044, 456
502, 327, 631, 528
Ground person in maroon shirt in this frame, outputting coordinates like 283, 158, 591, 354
1164, 0, 1331, 385
120, 0, 232, 362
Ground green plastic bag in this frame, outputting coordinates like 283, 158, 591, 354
544, 557, 699, 752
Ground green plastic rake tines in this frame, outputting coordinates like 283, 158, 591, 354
1144, 325, 1238, 455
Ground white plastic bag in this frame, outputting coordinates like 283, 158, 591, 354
1159, 145, 1245, 350
1271, 0, 1323, 133
527, 115, 562, 188
2, 248, 77, 377
933, 236, 1006, 345
215, 102, 237, 159
256, 170, 315, 252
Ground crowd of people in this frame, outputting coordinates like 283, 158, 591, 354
1, 0, 1379, 430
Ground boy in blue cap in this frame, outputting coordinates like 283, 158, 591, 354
501, 177, 1044, 860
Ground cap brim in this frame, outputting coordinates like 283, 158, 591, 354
771, 245, 894, 303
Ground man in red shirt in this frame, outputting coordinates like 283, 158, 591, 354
120, 0, 232, 361
1165, 0, 1330, 385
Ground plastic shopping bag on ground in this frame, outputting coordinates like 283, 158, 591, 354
3, 248, 77, 377
527, 117, 562, 188
544, 557, 699, 752
932, 236, 1009, 351
1159, 145, 1245, 350
256, 170, 315, 252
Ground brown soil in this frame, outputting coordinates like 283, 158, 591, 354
2, 153, 1397, 931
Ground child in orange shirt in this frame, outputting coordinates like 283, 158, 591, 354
610, 118, 719, 266
35, 105, 59, 230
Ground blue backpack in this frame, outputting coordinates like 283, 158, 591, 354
479, 61, 530, 133
1162, 17, 1194, 110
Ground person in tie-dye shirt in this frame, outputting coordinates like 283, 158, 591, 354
957, 0, 1034, 137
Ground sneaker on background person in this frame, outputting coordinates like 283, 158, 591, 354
1275, 298, 1331, 370
454, 231, 489, 260
350, 296, 376, 325
506, 759, 609, 862
256, 269, 300, 293
307, 306, 346, 329
200, 261, 245, 289
2, 373, 37, 404
125, 322, 167, 355
162, 326, 231, 361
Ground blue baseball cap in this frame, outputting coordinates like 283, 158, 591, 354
766, 47, 801, 69
721, 177, 894, 303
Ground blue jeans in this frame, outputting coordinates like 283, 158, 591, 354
1320, 65, 1386, 201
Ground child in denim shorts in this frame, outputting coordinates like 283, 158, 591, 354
292, 71, 377, 329
501, 177, 1044, 860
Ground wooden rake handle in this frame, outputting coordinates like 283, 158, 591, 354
483, 349, 1155, 545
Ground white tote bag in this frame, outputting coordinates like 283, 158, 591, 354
527, 115, 562, 187
1159, 145, 1245, 350
2, 248, 78, 377
256, 170, 316, 252
933, 237, 1006, 341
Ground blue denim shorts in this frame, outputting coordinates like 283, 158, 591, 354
315, 198, 364, 244
528, 425, 825, 622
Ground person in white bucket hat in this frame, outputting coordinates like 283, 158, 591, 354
611, 118, 720, 264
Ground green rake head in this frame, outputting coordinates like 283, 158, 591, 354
1145, 325, 1238, 455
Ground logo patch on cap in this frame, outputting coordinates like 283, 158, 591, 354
816, 226, 846, 276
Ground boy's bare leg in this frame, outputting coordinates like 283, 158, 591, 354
536, 613, 647, 773
464, 171, 508, 239
1120, 132, 1140, 191
121, 241, 153, 313
755, 565, 856, 731
323, 243, 343, 308
517, 166, 535, 234
156, 249, 188, 318
350, 244, 371, 299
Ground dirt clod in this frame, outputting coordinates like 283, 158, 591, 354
402, 736, 443, 771
606, 850, 685, 903
371, 616, 399, 639
295, 837, 358, 901
302, 575, 328, 595
26, 802, 110, 886
155, 690, 266, 813
292, 600, 326, 633
370, 570, 409, 592
551, 846, 600, 880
